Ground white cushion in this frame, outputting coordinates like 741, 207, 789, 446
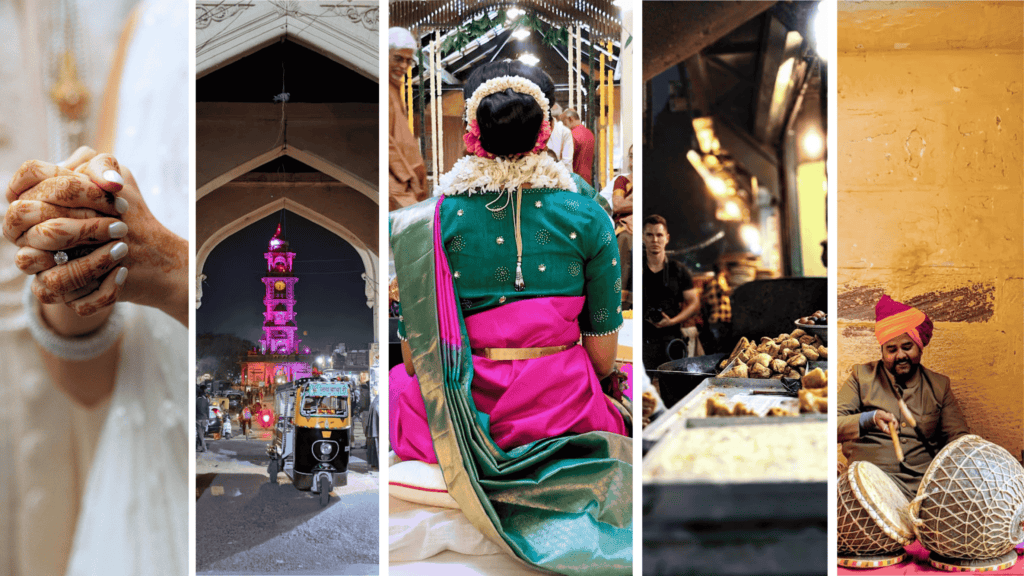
389, 457, 459, 509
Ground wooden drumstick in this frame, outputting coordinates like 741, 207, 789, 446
898, 399, 917, 428
888, 421, 904, 462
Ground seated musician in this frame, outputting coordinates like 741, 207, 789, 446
837, 295, 969, 498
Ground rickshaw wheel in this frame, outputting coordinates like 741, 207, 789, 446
268, 458, 279, 484
319, 479, 331, 507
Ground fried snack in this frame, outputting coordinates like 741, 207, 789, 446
749, 363, 772, 378
733, 402, 758, 416
817, 345, 828, 359
790, 328, 806, 339
753, 353, 772, 367
787, 353, 808, 368
770, 359, 788, 374
799, 335, 817, 346
737, 348, 753, 364
720, 362, 748, 379
802, 344, 820, 361
783, 338, 800, 350
642, 391, 658, 417
799, 389, 828, 413
706, 393, 733, 416
801, 367, 828, 390
785, 368, 802, 379
767, 407, 796, 417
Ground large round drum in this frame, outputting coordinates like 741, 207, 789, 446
838, 461, 915, 566
910, 435, 1024, 561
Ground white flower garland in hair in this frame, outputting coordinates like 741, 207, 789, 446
437, 153, 578, 197
464, 75, 551, 123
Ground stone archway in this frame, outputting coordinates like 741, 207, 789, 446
196, 104, 378, 202
197, 184, 379, 340
197, 1, 379, 81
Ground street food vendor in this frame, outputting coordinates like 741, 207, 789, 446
837, 295, 969, 497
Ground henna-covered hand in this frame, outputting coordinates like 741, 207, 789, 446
5, 147, 187, 324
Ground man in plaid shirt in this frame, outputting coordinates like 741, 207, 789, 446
701, 262, 733, 353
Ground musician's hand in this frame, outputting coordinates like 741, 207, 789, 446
872, 410, 899, 433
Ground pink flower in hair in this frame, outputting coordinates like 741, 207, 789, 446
530, 119, 553, 155
463, 120, 496, 159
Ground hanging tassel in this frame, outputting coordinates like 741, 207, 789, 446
514, 259, 525, 292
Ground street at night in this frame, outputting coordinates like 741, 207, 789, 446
196, 423, 379, 575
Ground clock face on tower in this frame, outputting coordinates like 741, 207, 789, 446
275, 280, 286, 291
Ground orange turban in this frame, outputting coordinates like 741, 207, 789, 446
875, 295, 933, 349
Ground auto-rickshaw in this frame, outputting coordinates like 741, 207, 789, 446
267, 376, 352, 506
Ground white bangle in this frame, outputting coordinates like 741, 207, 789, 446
22, 276, 126, 361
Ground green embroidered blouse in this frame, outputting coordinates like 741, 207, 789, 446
395, 188, 623, 338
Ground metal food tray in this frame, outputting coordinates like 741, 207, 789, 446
642, 378, 828, 575
642, 376, 826, 447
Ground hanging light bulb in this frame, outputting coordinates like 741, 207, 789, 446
518, 53, 539, 66
740, 224, 762, 253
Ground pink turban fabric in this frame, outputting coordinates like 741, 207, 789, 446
875, 295, 933, 349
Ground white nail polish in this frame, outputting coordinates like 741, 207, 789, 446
115, 197, 130, 214
103, 170, 124, 185
111, 242, 128, 260
115, 267, 128, 286
109, 221, 128, 238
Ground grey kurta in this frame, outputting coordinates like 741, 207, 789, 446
838, 361, 970, 497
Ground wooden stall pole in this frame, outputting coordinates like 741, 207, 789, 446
432, 33, 440, 184
567, 25, 574, 113
599, 47, 606, 189
418, 34, 426, 159
602, 40, 610, 183
435, 34, 444, 173
576, 25, 582, 113
405, 68, 413, 134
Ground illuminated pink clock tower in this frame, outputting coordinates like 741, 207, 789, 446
241, 223, 312, 393
260, 224, 300, 354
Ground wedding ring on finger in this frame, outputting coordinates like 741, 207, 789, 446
54, 251, 69, 266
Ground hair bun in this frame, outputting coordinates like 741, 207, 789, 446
464, 61, 556, 157
476, 89, 544, 156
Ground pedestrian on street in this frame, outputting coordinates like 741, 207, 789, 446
196, 386, 210, 453
366, 393, 379, 469
241, 405, 252, 438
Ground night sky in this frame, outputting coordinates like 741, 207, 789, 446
197, 211, 373, 353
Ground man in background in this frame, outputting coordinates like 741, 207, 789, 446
642, 215, 700, 366
700, 261, 733, 354
562, 108, 594, 186
546, 103, 574, 172
388, 27, 428, 210
197, 386, 211, 453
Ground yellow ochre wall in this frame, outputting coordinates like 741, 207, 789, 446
837, 1, 1024, 460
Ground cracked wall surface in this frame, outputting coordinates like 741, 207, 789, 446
838, 1, 1023, 460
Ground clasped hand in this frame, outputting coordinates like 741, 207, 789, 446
3, 146, 186, 320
